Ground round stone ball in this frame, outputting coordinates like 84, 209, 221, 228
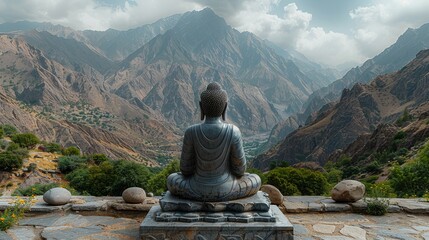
122, 187, 146, 204
331, 180, 365, 203
43, 187, 72, 206
261, 184, 284, 205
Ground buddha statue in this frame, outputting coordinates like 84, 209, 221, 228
167, 82, 261, 202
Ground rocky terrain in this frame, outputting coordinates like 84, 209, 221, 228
263, 23, 429, 151
0, 8, 340, 162
254, 49, 429, 170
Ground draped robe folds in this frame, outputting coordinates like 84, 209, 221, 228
167, 118, 261, 201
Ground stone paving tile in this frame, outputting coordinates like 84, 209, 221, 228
340, 225, 366, 240
0, 230, 14, 240
71, 200, 108, 211
41, 226, 104, 239
313, 224, 336, 234
19, 214, 62, 227
6, 227, 37, 240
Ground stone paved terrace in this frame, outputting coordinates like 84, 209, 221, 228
1, 195, 429, 239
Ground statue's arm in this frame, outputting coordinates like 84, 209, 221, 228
230, 126, 246, 177
180, 127, 195, 176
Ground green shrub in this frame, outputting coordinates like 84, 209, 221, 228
326, 168, 343, 184
147, 160, 179, 195
390, 140, 429, 197
265, 167, 328, 196
66, 159, 153, 196
87, 154, 109, 165
0, 124, 18, 137
13, 183, 59, 196
0, 152, 24, 171
11, 133, 40, 149
0, 128, 3, 138
44, 143, 62, 153
62, 146, 80, 156
58, 155, 87, 173
365, 197, 389, 216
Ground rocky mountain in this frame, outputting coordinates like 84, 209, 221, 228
107, 8, 330, 133
302, 23, 429, 122
82, 14, 181, 61
0, 34, 179, 164
263, 23, 429, 152
0, 16, 181, 62
254, 49, 429, 170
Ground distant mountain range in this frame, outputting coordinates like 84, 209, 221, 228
0, 8, 340, 161
261, 23, 429, 155
254, 49, 429, 170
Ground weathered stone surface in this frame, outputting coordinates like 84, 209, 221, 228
30, 202, 71, 212
331, 180, 365, 203
160, 191, 271, 212
6, 227, 36, 240
285, 201, 309, 213
340, 225, 367, 240
110, 202, 152, 211
71, 200, 107, 211
122, 187, 146, 204
261, 184, 283, 205
308, 202, 324, 212
313, 224, 336, 234
350, 199, 367, 213
43, 187, 71, 205
140, 205, 293, 240
322, 199, 352, 212
397, 200, 429, 213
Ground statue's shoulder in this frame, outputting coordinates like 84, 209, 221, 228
227, 123, 242, 138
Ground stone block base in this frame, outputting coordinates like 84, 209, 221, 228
140, 205, 293, 240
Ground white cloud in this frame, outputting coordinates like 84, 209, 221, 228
0, 0, 199, 30
1, 0, 429, 67
350, 0, 429, 60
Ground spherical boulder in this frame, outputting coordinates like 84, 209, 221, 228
261, 184, 284, 205
331, 180, 365, 203
122, 187, 146, 204
43, 187, 71, 205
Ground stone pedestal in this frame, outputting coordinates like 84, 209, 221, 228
140, 205, 293, 239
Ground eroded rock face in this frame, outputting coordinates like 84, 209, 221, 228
122, 187, 146, 204
43, 187, 71, 205
260, 184, 284, 205
331, 180, 365, 203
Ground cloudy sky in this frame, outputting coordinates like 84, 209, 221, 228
1, 0, 429, 68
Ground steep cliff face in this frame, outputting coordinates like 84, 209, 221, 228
254, 49, 429, 170
0, 35, 179, 164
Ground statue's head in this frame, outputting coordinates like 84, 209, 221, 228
200, 82, 228, 121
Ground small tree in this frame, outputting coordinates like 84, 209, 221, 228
44, 142, 62, 153
62, 146, 80, 156
11, 133, 40, 149
58, 155, 87, 173
0, 152, 23, 171
0, 124, 18, 137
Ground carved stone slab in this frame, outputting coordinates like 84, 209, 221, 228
155, 208, 276, 223
140, 205, 294, 240
160, 191, 271, 212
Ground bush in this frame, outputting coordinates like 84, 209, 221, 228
147, 160, 179, 195
0, 152, 24, 171
66, 159, 153, 196
0, 124, 18, 137
87, 154, 109, 165
265, 167, 328, 196
365, 197, 389, 216
390, 140, 429, 197
62, 146, 80, 156
13, 183, 59, 196
0, 128, 3, 138
58, 155, 87, 174
0, 197, 33, 231
44, 143, 62, 153
11, 133, 40, 149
